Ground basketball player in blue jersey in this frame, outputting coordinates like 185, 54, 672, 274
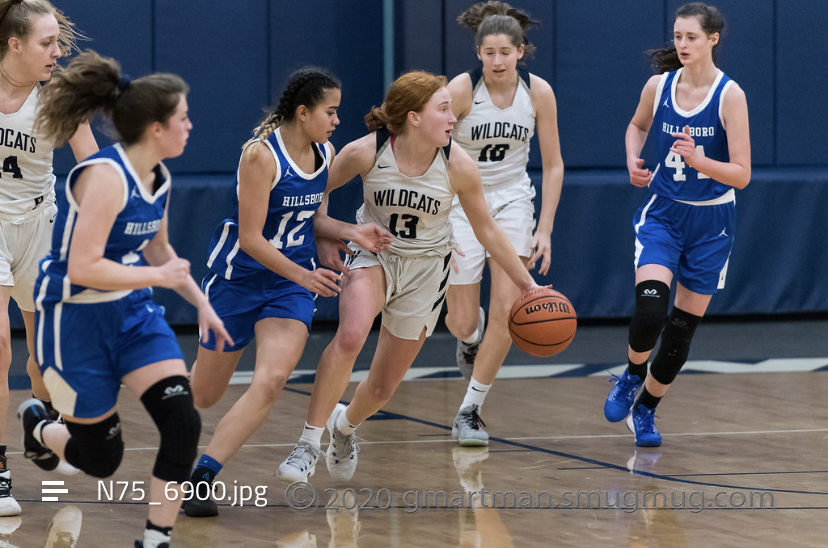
0, 0, 98, 511
181, 68, 392, 518
278, 70, 543, 484
445, 1, 564, 446
15, 51, 231, 548
603, 3, 750, 447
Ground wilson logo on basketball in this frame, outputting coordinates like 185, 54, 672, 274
524, 301, 571, 315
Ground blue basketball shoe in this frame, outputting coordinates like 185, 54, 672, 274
626, 404, 662, 447
603, 371, 643, 422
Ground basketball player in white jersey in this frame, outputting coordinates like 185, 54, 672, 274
0, 0, 96, 514
446, 1, 563, 445
278, 70, 542, 483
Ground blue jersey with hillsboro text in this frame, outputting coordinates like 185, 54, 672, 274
207, 127, 332, 279
36, 143, 171, 304
648, 68, 735, 202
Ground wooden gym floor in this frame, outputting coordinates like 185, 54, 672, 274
3, 317, 828, 547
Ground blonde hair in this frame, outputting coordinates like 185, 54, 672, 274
0, 0, 84, 60
364, 71, 448, 133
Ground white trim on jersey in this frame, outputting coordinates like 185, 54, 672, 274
718, 80, 735, 130
224, 240, 241, 279
634, 194, 658, 234
64, 158, 130, 214
206, 221, 231, 270
671, 68, 724, 117
274, 127, 328, 181
54, 301, 64, 371
203, 272, 218, 299
113, 143, 171, 204
35, 269, 49, 366
653, 72, 669, 118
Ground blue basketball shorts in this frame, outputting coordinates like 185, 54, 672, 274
633, 193, 736, 295
201, 268, 315, 352
35, 289, 185, 418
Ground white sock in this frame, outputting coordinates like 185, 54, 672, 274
335, 407, 359, 436
299, 423, 324, 448
460, 378, 491, 411
143, 528, 171, 548
460, 324, 482, 345
33, 420, 49, 447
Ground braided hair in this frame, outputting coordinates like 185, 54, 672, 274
252, 66, 341, 142
457, 1, 539, 60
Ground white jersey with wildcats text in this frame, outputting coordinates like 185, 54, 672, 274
452, 67, 535, 191
356, 129, 456, 257
0, 84, 56, 218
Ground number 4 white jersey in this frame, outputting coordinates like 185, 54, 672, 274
356, 129, 456, 258
452, 67, 535, 191
0, 84, 56, 218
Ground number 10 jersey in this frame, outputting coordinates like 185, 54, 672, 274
452, 67, 535, 192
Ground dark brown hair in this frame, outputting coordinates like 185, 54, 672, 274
34, 50, 188, 147
648, 2, 725, 73
458, 1, 539, 60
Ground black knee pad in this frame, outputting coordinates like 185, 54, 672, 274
141, 376, 201, 483
628, 281, 670, 352
649, 307, 702, 385
64, 414, 124, 478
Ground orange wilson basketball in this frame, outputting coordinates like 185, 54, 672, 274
508, 287, 577, 357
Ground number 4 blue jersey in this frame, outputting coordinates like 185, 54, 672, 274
207, 127, 331, 279
648, 68, 734, 202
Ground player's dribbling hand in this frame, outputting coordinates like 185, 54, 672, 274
301, 268, 342, 298
354, 222, 392, 253
628, 158, 652, 187
156, 258, 191, 288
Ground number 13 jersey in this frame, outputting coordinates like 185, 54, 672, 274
649, 68, 735, 202
356, 129, 456, 258
452, 67, 535, 191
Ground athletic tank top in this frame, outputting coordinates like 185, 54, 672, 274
452, 67, 535, 190
0, 84, 57, 218
649, 68, 735, 201
207, 127, 331, 279
38, 143, 170, 303
356, 129, 455, 257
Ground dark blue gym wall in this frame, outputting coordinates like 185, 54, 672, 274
28, 0, 826, 327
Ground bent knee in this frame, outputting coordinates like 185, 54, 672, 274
332, 329, 370, 358
192, 385, 225, 409
251, 372, 288, 402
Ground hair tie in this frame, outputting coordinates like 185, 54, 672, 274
116, 75, 131, 95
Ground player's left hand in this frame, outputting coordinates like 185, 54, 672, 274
317, 237, 351, 274
353, 223, 392, 253
670, 125, 699, 168
198, 302, 234, 353
528, 231, 552, 276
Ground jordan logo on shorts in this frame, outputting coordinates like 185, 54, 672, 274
719, 228, 728, 237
